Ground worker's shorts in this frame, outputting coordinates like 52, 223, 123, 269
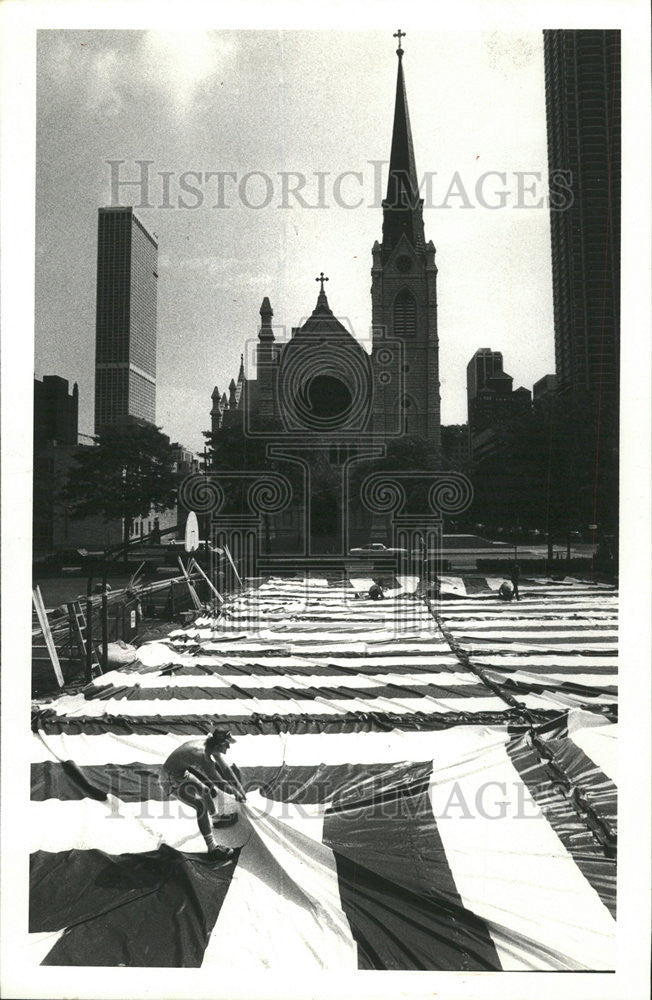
164, 773, 236, 820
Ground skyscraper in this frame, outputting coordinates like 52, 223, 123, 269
34, 375, 79, 449
466, 349, 505, 410
94, 207, 158, 432
543, 30, 620, 416
466, 348, 532, 463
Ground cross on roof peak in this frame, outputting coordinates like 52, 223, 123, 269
394, 28, 406, 53
315, 272, 329, 293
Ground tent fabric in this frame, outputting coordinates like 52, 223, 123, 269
30, 576, 617, 970
436, 583, 618, 714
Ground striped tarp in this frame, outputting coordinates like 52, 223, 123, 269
435, 578, 618, 713
30, 576, 617, 970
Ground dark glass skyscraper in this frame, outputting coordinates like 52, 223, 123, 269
94, 207, 158, 432
543, 30, 620, 416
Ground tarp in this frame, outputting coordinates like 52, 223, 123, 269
30, 576, 617, 970
437, 579, 618, 713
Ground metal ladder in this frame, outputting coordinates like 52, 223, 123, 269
67, 600, 102, 676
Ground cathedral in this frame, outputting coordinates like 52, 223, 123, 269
209, 35, 441, 553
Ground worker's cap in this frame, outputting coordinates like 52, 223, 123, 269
207, 727, 235, 746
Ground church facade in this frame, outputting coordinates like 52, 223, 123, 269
209, 37, 441, 552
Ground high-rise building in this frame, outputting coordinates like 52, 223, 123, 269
532, 373, 558, 417
32, 377, 125, 554
543, 30, 620, 415
94, 207, 158, 432
466, 349, 504, 410
34, 375, 78, 449
441, 424, 470, 471
466, 348, 532, 462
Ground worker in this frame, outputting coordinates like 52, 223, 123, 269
162, 727, 247, 858
368, 582, 386, 600
510, 562, 521, 601
498, 580, 515, 601
417, 533, 427, 577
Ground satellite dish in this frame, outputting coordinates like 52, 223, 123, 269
184, 511, 199, 552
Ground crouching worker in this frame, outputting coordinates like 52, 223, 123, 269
498, 580, 515, 602
163, 727, 247, 859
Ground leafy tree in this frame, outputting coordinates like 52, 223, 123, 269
203, 425, 277, 474
63, 422, 178, 558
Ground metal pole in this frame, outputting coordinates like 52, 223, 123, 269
101, 571, 109, 674
85, 589, 93, 684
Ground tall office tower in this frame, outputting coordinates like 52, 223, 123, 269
94, 207, 158, 432
543, 30, 620, 416
466, 349, 505, 410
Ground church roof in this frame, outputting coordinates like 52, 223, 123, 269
297, 288, 351, 336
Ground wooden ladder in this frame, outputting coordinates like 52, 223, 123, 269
67, 600, 102, 676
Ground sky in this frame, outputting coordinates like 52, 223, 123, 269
35, 28, 555, 453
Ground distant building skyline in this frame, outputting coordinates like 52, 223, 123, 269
94, 207, 158, 432
35, 30, 558, 452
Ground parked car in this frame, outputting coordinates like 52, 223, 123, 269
348, 542, 408, 556
166, 538, 210, 551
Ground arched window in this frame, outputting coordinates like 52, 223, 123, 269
393, 289, 417, 337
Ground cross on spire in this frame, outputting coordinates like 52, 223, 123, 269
394, 28, 406, 53
315, 272, 329, 293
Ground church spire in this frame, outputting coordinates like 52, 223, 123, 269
259, 297, 275, 341
382, 30, 425, 258
314, 271, 330, 310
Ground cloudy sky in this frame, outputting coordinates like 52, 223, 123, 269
35, 28, 555, 452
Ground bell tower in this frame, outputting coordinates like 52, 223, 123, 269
372, 31, 441, 448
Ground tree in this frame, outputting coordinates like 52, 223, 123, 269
348, 434, 441, 513
63, 423, 178, 558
